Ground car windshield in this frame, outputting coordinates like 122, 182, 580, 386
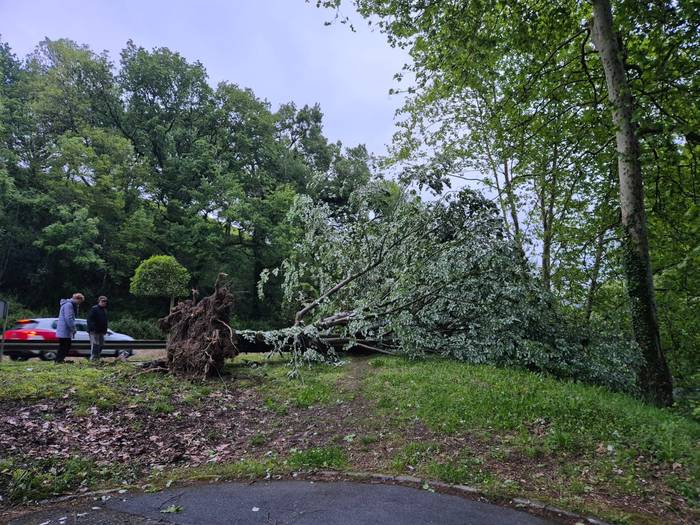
12, 320, 38, 330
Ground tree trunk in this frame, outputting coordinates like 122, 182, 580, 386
502, 160, 521, 241
538, 170, 553, 292
592, 0, 673, 406
541, 228, 552, 291
492, 163, 512, 236
252, 233, 264, 320
584, 230, 606, 324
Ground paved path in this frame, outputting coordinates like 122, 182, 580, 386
9, 481, 558, 525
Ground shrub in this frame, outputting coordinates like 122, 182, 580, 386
130, 255, 190, 311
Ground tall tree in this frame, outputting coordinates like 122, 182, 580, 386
317, 0, 694, 404
1, 37, 373, 324
590, 0, 672, 404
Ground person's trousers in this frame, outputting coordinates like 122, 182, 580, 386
56, 338, 72, 362
89, 332, 105, 360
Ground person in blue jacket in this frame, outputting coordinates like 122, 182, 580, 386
55, 293, 84, 363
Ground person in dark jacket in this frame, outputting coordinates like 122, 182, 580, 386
87, 296, 108, 361
55, 293, 84, 363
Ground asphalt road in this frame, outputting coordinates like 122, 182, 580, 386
8, 481, 559, 525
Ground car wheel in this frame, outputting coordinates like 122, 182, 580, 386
40, 350, 58, 361
117, 349, 131, 360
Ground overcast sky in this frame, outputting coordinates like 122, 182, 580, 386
0, 0, 409, 157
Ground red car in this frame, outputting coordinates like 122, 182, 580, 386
4, 318, 134, 360
4, 318, 59, 342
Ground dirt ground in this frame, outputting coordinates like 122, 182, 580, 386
0, 357, 696, 524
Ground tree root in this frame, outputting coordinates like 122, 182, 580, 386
158, 273, 237, 378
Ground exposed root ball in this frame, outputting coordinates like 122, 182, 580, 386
158, 273, 237, 378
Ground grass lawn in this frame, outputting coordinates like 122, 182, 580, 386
0, 354, 697, 524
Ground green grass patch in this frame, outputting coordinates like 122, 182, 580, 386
243, 356, 349, 411
0, 361, 122, 408
363, 357, 700, 468
363, 356, 700, 518
250, 433, 267, 447
0, 360, 216, 413
427, 459, 495, 487
287, 446, 348, 470
150, 446, 346, 492
273, 366, 346, 409
0, 456, 135, 503
388, 443, 495, 489
390, 442, 441, 472
360, 434, 379, 446
155, 457, 279, 486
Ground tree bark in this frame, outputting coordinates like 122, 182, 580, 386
251, 232, 264, 320
538, 167, 554, 292
492, 162, 512, 237
502, 160, 521, 241
592, 0, 673, 406
584, 230, 606, 324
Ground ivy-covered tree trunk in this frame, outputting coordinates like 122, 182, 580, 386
591, 0, 673, 406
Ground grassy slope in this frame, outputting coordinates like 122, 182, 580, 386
0, 355, 697, 524
362, 357, 699, 523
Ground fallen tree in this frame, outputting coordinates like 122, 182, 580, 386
156, 278, 361, 377
160, 183, 642, 394
257, 183, 643, 393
